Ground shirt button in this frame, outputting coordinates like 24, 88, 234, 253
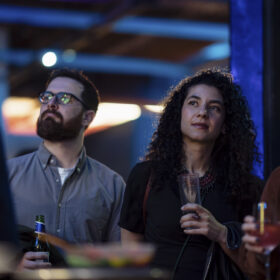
58, 203, 62, 208
77, 168, 80, 173
57, 229, 60, 233
56, 178, 59, 183
50, 159, 54, 164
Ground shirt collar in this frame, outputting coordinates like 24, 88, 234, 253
37, 142, 86, 172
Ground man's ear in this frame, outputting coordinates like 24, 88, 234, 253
82, 110, 95, 127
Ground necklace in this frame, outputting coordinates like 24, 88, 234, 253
199, 168, 216, 198
179, 167, 216, 198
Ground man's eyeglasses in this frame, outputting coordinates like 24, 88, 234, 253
39, 91, 89, 109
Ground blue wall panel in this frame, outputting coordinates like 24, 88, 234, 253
230, 0, 263, 177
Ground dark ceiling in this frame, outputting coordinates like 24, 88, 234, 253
0, 0, 229, 104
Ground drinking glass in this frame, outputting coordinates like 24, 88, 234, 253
177, 173, 201, 209
252, 202, 280, 280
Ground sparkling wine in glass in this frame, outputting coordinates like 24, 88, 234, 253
177, 173, 201, 209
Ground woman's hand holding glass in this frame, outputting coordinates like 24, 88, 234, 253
177, 173, 227, 243
180, 203, 228, 243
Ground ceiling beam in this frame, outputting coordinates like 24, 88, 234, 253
0, 4, 103, 29
185, 42, 230, 66
113, 16, 229, 41
0, 49, 190, 78
0, 4, 229, 41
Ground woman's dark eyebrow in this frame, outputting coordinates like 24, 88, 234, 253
187, 95, 223, 105
208, 100, 223, 105
186, 95, 200, 100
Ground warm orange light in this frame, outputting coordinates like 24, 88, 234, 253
2, 97, 142, 136
144, 104, 163, 113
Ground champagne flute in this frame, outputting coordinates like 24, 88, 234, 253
177, 173, 201, 211
252, 202, 280, 280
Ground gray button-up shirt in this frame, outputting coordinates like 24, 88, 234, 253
8, 143, 125, 244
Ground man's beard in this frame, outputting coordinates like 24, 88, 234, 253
36, 109, 84, 141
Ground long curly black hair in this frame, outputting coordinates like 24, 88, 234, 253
145, 69, 262, 214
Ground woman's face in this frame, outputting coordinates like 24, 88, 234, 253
180, 84, 225, 145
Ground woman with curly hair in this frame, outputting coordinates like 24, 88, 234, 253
119, 69, 263, 279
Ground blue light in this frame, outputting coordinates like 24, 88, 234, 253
185, 42, 230, 67
0, 49, 189, 78
201, 42, 230, 60
0, 4, 103, 29
57, 54, 189, 78
231, 0, 263, 177
113, 16, 229, 41
0, 49, 34, 66
0, 5, 228, 41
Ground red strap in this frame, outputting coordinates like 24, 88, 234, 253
142, 175, 152, 226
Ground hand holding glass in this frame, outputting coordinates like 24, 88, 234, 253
251, 202, 280, 280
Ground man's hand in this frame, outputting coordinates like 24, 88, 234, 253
242, 215, 265, 254
17, 251, 51, 271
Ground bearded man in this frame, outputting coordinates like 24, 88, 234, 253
8, 69, 125, 269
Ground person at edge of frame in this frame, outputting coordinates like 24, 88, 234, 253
242, 167, 280, 280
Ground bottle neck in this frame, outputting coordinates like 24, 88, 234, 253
35, 221, 46, 234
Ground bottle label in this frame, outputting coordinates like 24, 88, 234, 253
35, 221, 46, 234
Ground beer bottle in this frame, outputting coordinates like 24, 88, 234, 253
33, 215, 50, 262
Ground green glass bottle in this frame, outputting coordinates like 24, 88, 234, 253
33, 215, 50, 262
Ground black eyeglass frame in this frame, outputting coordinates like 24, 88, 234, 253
38, 91, 89, 110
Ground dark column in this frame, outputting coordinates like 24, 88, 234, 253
0, 127, 18, 245
263, 0, 280, 177
0, 28, 18, 246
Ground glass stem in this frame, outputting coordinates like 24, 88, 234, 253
264, 250, 271, 280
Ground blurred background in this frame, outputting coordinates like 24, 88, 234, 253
0, 0, 279, 180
